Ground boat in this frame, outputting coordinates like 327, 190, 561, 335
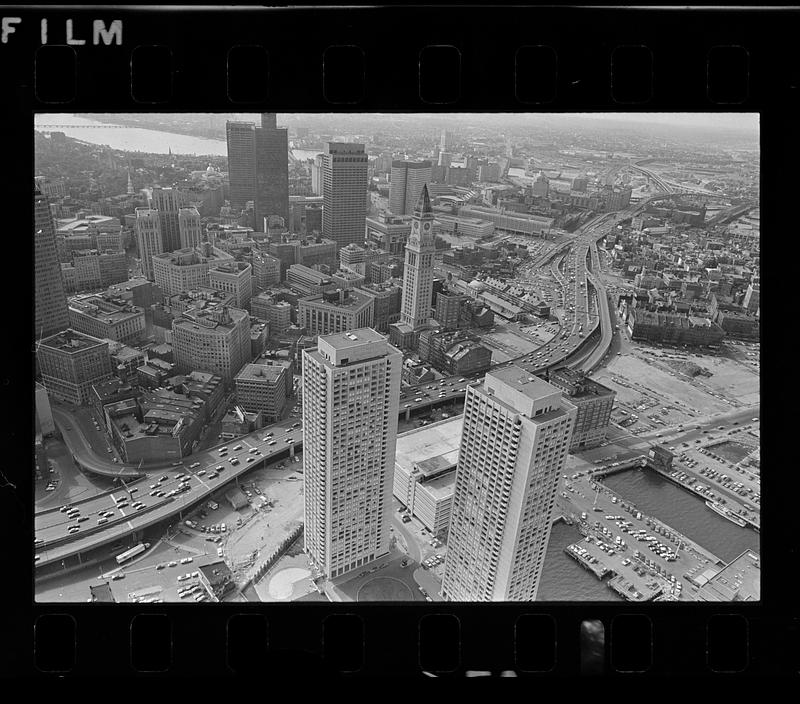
705, 500, 747, 527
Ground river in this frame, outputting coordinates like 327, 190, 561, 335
34, 114, 228, 156
537, 468, 760, 601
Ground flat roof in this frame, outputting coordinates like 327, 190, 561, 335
319, 327, 385, 350
40, 329, 107, 352
395, 416, 463, 474
235, 364, 285, 382
697, 550, 760, 602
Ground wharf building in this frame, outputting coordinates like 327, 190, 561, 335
134, 208, 164, 281
234, 363, 288, 423
389, 160, 433, 216
35, 183, 70, 339
209, 261, 253, 310
152, 243, 234, 298
400, 185, 436, 330
302, 328, 402, 580
298, 288, 374, 337
441, 368, 576, 602
37, 329, 114, 405
322, 142, 369, 249
226, 120, 257, 212
546, 368, 615, 451
366, 212, 412, 255
67, 294, 146, 344
171, 302, 251, 384
393, 416, 462, 536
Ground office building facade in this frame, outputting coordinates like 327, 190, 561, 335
322, 142, 369, 249
442, 368, 576, 601
302, 329, 401, 579
35, 183, 70, 338
254, 113, 289, 232
134, 208, 164, 281
37, 329, 114, 405
172, 303, 250, 383
226, 121, 257, 212
299, 288, 374, 336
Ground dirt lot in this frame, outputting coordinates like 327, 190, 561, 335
596, 354, 737, 421
176, 455, 306, 581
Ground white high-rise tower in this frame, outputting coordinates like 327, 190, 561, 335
441, 367, 577, 602
399, 184, 435, 329
302, 328, 402, 580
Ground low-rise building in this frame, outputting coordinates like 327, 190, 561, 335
68, 293, 145, 343
37, 329, 114, 405
547, 368, 616, 451
286, 264, 334, 295
234, 363, 288, 422
628, 309, 726, 347
393, 416, 462, 536
298, 288, 374, 336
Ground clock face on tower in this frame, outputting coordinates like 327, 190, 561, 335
423, 223, 430, 231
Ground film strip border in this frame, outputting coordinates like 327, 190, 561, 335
7, 7, 796, 109
6, 4, 795, 679
25, 606, 782, 676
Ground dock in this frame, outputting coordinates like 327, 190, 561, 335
607, 574, 661, 602
564, 544, 612, 579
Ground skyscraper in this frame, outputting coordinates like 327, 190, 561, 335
253, 113, 289, 233
400, 184, 436, 329
440, 129, 452, 152
134, 208, 163, 281
322, 142, 368, 250
302, 328, 401, 580
151, 187, 185, 252
442, 367, 577, 601
177, 207, 203, 249
389, 160, 433, 216
34, 182, 70, 339
226, 120, 257, 212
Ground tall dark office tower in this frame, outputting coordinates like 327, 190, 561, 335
151, 187, 184, 252
322, 142, 369, 250
254, 113, 289, 233
34, 182, 70, 339
226, 120, 257, 212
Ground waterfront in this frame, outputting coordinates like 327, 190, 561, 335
602, 470, 759, 564
537, 466, 760, 601
34, 114, 227, 156
538, 521, 623, 601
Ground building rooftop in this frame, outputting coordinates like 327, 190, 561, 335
235, 364, 285, 383
301, 288, 371, 311
697, 550, 760, 602
318, 327, 386, 351
40, 329, 107, 353
395, 416, 463, 478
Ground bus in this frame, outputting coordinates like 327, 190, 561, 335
115, 542, 150, 565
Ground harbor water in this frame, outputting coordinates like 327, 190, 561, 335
538, 469, 760, 600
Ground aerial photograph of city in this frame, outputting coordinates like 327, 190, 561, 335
33, 112, 760, 604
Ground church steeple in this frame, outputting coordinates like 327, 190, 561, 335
126, 169, 134, 196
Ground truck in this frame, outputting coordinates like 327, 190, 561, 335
115, 542, 150, 565
207, 501, 219, 510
